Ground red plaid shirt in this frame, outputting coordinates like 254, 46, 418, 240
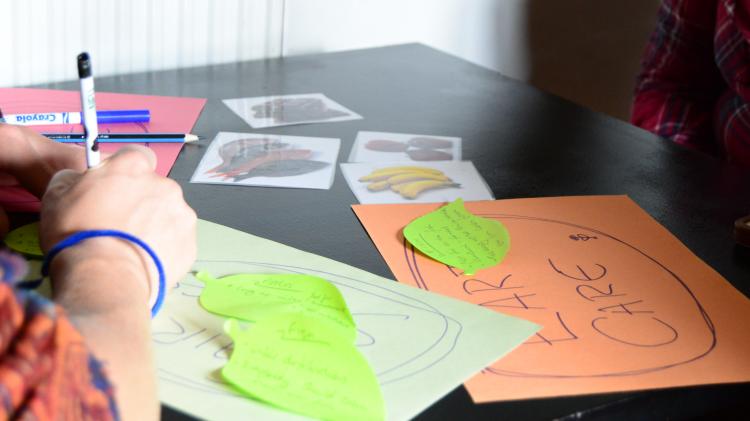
632, 0, 750, 167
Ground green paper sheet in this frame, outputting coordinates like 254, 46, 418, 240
403, 198, 509, 275
153, 220, 539, 421
196, 272, 356, 343
223, 316, 384, 421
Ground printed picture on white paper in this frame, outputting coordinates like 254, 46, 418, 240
223, 93, 362, 128
191, 132, 340, 190
340, 161, 494, 204
348, 131, 462, 163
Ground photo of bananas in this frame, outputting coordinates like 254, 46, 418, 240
358, 166, 460, 199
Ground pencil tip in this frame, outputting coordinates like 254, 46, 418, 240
185, 134, 199, 143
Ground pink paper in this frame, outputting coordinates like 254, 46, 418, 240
0, 88, 206, 212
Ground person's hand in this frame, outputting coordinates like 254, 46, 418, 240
0, 124, 87, 238
40, 145, 197, 308
0, 125, 195, 420
39, 145, 196, 421
0, 124, 88, 196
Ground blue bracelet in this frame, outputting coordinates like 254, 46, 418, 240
41, 230, 166, 318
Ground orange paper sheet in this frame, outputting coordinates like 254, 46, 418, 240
0, 88, 206, 212
352, 195, 750, 402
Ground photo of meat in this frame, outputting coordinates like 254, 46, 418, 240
205, 137, 327, 181
192, 132, 340, 190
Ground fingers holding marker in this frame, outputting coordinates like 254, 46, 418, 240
0, 124, 89, 197
44, 169, 83, 198
97, 144, 157, 174
42, 145, 154, 209
40, 141, 196, 288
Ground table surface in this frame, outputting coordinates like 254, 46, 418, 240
42, 43, 750, 420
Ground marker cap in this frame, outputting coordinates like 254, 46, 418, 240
77, 52, 92, 78
97, 109, 150, 123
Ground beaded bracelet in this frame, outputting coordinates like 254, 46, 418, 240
41, 230, 165, 318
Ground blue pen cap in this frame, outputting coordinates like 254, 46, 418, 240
97, 109, 150, 124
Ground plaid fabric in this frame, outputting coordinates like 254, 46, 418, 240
0, 250, 118, 420
632, 0, 750, 167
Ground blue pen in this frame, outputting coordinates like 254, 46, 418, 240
43, 132, 199, 143
1, 109, 150, 126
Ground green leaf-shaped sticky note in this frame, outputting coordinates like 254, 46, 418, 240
223, 315, 385, 421
403, 198, 510, 275
4, 222, 43, 257
196, 272, 356, 343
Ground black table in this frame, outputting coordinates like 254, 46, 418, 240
42, 43, 750, 420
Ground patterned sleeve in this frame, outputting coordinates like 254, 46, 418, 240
711, 1, 750, 167
631, 0, 725, 155
0, 249, 118, 420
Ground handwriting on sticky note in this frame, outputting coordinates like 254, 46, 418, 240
4, 222, 43, 257
403, 198, 510, 275
196, 272, 356, 343
223, 315, 385, 421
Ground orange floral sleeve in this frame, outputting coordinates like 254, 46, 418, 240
0, 250, 118, 420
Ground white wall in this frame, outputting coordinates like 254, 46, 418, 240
280, 0, 659, 120
0, 0, 285, 87
0, 0, 524, 87
1, 0, 659, 120
283, 0, 530, 81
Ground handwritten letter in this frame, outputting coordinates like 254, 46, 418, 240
222, 315, 385, 421
196, 272, 356, 343
403, 198, 510, 275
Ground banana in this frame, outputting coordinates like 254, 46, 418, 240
398, 180, 461, 199
359, 166, 443, 182
369, 165, 443, 175
366, 180, 391, 191
387, 172, 450, 185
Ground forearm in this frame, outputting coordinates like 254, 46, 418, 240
50, 240, 159, 421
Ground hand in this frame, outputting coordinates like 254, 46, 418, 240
0, 124, 88, 196
40, 145, 197, 307
39, 145, 196, 421
0, 124, 87, 238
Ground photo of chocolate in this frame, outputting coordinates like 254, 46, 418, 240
350, 132, 462, 163
407, 148, 454, 161
364, 139, 410, 152
407, 137, 454, 149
